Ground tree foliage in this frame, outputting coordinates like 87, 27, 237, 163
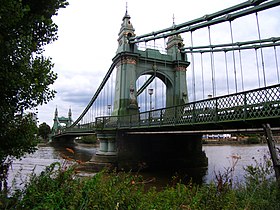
38, 122, 51, 141
0, 0, 68, 164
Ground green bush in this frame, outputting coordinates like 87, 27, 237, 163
79, 135, 97, 144
246, 137, 260, 144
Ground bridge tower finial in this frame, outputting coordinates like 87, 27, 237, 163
116, 3, 135, 54
166, 13, 185, 59
68, 106, 72, 116
51, 107, 59, 135
54, 106, 58, 118
67, 106, 72, 127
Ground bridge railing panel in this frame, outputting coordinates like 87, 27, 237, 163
93, 84, 280, 131
193, 100, 216, 123
139, 112, 149, 126
178, 104, 193, 124
161, 107, 176, 125
149, 109, 162, 126
216, 94, 245, 122
105, 116, 118, 128
245, 86, 280, 119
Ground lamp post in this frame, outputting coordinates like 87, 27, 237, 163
107, 104, 111, 115
148, 88, 153, 111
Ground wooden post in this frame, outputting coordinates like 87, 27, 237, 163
263, 123, 280, 182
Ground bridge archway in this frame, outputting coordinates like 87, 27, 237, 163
136, 74, 167, 112
136, 70, 173, 110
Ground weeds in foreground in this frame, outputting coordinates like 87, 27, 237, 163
7, 168, 278, 210
214, 154, 241, 193
1, 149, 280, 209
244, 152, 275, 185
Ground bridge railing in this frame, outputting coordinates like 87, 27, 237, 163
62, 122, 95, 134
95, 84, 280, 130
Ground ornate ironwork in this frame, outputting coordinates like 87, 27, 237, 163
94, 84, 280, 130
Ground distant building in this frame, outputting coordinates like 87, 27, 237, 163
203, 134, 231, 139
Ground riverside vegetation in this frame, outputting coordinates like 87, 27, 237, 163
77, 135, 98, 144
0, 150, 279, 210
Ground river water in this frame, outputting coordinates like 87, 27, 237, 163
7, 143, 277, 191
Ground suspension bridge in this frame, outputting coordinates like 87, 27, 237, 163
52, 0, 280, 171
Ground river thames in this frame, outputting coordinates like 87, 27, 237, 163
7, 143, 277, 191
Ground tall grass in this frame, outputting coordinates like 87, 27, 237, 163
1, 150, 279, 209
1, 166, 278, 209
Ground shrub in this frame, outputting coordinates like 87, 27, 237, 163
79, 135, 97, 144
4, 159, 280, 209
246, 137, 260, 144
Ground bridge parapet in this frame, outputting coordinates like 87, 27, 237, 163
95, 84, 280, 131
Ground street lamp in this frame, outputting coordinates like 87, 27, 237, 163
107, 104, 111, 115
148, 88, 153, 111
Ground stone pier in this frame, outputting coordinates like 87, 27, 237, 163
90, 130, 208, 171
90, 131, 117, 165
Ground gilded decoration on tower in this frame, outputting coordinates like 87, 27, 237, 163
121, 56, 137, 65
175, 66, 187, 71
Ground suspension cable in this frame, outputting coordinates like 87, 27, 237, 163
255, 48, 261, 87
89, 105, 92, 124
145, 41, 148, 112
137, 71, 140, 110
154, 38, 157, 110
106, 75, 109, 115
93, 102, 96, 122
110, 72, 114, 115
92, 105, 94, 123
229, 21, 238, 93
182, 41, 280, 53
273, 45, 280, 83
70, 61, 117, 127
200, 52, 205, 99
255, 12, 266, 87
208, 26, 216, 97
163, 38, 166, 108
99, 89, 102, 116
238, 49, 245, 91
224, 51, 230, 94
130, 0, 280, 44
99, 90, 102, 116
190, 31, 196, 101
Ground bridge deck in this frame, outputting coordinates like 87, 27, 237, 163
55, 84, 280, 137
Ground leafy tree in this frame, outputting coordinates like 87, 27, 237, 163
0, 0, 68, 192
38, 122, 51, 141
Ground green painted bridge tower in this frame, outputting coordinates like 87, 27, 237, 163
112, 9, 190, 116
51, 107, 72, 135
91, 10, 207, 171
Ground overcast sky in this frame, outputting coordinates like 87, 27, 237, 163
38, 0, 279, 126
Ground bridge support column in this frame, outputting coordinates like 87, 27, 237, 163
99, 139, 108, 153
108, 139, 116, 152
90, 131, 117, 165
